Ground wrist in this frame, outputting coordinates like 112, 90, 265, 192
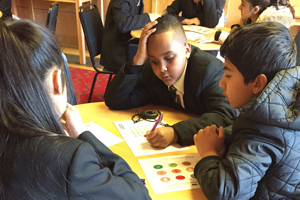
132, 55, 146, 66
200, 151, 219, 159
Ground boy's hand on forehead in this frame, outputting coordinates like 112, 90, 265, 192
133, 21, 158, 66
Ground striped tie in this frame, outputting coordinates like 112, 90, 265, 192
170, 86, 181, 106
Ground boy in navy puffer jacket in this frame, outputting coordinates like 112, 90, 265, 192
194, 22, 300, 199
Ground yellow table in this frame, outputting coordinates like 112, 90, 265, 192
76, 102, 208, 200
131, 26, 230, 51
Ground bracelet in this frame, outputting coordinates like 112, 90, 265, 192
214, 29, 222, 41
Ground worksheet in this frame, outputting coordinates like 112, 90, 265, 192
114, 120, 189, 157
183, 25, 215, 43
85, 121, 124, 147
138, 153, 201, 194
183, 25, 216, 34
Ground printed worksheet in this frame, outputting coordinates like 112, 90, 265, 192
138, 153, 201, 194
183, 25, 216, 34
114, 120, 189, 157
85, 121, 124, 147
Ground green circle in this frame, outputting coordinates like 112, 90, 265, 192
154, 165, 163, 169
168, 163, 177, 167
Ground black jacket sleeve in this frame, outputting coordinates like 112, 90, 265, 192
165, 0, 226, 28
104, 61, 151, 109
113, 0, 151, 33
202, 0, 226, 28
66, 131, 151, 199
172, 58, 238, 146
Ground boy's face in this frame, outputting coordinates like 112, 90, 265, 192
219, 59, 255, 109
147, 31, 191, 86
238, 0, 256, 20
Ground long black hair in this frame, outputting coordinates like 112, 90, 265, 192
0, 19, 67, 197
248, 0, 295, 18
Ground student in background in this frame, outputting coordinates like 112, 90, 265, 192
100, 0, 160, 72
194, 22, 300, 199
163, 0, 225, 28
104, 15, 238, 148
204, 0, 295, 44
0, 19, 151, 199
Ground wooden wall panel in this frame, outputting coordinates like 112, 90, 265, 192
12, 0, 246, 48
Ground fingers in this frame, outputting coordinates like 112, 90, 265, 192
218, 126, 225, 138
141, 20, 157, 37
146, 130, 166, 148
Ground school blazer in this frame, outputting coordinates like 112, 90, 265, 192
104, 46, 239, 146
165, 0, 225, 28
100, 0, 151, 72
4, 131, 151, 200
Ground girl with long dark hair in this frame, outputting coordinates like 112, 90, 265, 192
0, 19, 150, 200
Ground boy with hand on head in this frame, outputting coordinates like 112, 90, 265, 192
194, 22, 300, 199
104, 15, 238, 148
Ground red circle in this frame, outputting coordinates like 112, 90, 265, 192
176, 175, 185, 180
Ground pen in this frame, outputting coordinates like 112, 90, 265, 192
151, 112, 163, 132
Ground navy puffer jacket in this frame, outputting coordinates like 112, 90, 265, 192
195, 66, 300, 199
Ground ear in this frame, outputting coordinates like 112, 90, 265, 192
253, 6, 260, 15
252, 74, 267, 94
52, 69, 63, 95
184, 42, 192, 59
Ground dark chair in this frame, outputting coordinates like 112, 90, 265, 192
45, 2, 59, 34
126, 38, 139, 61
62, 53, 77, 105
79, 3, 115, 103
295, 30, 300, 66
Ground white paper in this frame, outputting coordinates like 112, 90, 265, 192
85, 121, 124, 147
183, 25, 215, 34
114, 120, 189, 157
185, 32, 212, 43
138, 154, 201, 194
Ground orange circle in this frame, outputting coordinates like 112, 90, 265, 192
160, 177, 171, 182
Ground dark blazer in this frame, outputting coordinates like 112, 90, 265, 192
104, 46, 239, 146
4, 131, 151, 200
100, 0, 151, 72
165, 0, 225, 28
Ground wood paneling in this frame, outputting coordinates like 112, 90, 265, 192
12, 0, 244, 48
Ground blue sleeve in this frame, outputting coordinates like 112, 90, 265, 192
194, 134, 283, 199
66, 131, 151, 199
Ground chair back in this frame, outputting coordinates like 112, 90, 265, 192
295, 30, 300, 66
127, 38, 139, 61
79, 3, 103, 67
45, 2, 59, 34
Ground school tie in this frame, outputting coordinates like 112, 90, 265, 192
170, 86, 181, 107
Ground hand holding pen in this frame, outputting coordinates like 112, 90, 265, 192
144, 112, 178, 148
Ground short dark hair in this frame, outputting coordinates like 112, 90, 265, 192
150, 15, 186, 43
220, 22, 296, 84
